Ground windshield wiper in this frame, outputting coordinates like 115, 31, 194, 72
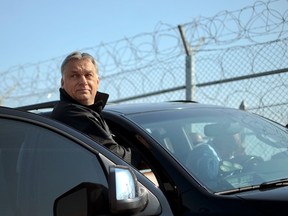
215, 185, 260, 195
259, 178, 288, 190
215, 178, 288, 195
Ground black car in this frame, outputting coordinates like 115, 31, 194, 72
102, 102, 288, 215
7, 101, 288, 215
0, 106, 173, 216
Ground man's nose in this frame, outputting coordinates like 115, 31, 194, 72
79, 75, 88, 84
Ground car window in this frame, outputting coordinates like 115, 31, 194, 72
128, 107, 288, 192
0, 117, 107, 216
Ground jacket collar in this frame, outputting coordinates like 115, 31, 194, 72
59, 88, 109, 111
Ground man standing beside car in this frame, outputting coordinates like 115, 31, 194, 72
51, 51, 131, 163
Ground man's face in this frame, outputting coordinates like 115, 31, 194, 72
61, 58, 99, 106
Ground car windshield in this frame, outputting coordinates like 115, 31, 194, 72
128, 106, 288, 193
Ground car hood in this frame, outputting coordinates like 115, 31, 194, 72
236, 185, 288, 201
231, 186, 288, 214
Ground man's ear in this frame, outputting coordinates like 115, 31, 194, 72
61, 78, 64, 88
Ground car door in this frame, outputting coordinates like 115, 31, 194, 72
0, 107, 173, 216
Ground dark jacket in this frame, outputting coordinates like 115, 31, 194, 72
51, 88, 131, 163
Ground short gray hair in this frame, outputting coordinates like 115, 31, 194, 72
61, 51, 98, 75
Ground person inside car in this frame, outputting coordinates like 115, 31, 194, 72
188, 132, 204, 147
211, 132, 245, 162
51, 51, 131, 163
211, 130, 263, 173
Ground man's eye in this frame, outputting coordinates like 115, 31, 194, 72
86, 74, 93, 78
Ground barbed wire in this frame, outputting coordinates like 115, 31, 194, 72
1, 0, 288, 124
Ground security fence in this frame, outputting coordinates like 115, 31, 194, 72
1, 0, 288, 125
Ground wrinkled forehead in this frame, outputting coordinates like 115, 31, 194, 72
62, 58, 98, 76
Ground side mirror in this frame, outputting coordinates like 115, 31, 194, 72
53, 182, 109, 216
53, 165, 148, 216
109, 165, 148, 214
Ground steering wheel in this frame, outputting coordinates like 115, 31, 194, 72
220, 155, 263, 177
241, 155, 263, 171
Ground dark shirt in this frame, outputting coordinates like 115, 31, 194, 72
51, 88, 131, 163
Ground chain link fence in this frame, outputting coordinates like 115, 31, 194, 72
1, 0, 288, 125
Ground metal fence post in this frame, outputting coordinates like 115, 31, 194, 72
185, 55, 194, 101
178, 25, 193, 101
178, 25, 204, 101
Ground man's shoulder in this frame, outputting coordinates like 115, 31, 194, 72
51, 101, 98, 119
52, 101, 82, 117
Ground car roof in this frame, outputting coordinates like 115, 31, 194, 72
17, 100, 236, 116
104, 101, 227, 115
15, 100, 236, 117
